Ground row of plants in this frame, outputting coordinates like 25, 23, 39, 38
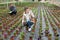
2, 14, 21, 33
0, 4, 37, 40
46, 7, 59, 40
2, 18, 22, 39
10, 23, 23, 40
2, 9, 23, 25
48, 8, 59, 28
1, 9, 23, 32
1, 8, 23, 40
0, 21, 2, 30
49, 8, 60, 28
8, 18, 22, 36
0, 20, 3, 40
38, 8, 42, 40
44, 8, 53, 40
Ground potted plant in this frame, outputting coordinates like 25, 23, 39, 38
38, 35, 41, 40
14, 32, 17, 37
0, 37, 3, 40
0, 26, 2, 30
10, 36, 15, 40
18, 27, 21, 31
10, 28, 14, 32
16, 29, 19, 34
31, 32, 34, 36
55, 37, 59, 40
2, 29, 5, 34
29, 35, 33, 40
3, 32, 8, 39
55, 33, 59, 37
0, 23, 2, 25
48, 34, 52, 40
53, 27, 57, 31
32, 27, 35, 32
19, 32, 25, 40
45, 28, 49, 36
53, 27, 57, 35
7, 29, 11, 35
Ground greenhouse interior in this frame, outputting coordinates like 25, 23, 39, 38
0, 0, 60, 40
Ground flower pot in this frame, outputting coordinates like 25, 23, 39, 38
55, 37, 59, 40
3, 23, 6, 26
55, 34, 59, 37
48, 34, 52, 40
5, 27, 8, 31
7, 30, 11, 35
18, 27, 21, 31
3, 32, 8, 39
38, 36, 41, 40
32, 29, 35, 32
41, 32, 43, 35
0, 37, 3, 40
26, 27, 28, 31
10, 36, 14, 40
11, 30, 13, 32
29, 36, 32, 40
2, 29, 5, 34
0, 26, 2, 30
16, 30, 19, 34
14, 33, 17, 37
45, 30, 49, 35
19, 32, 25, 40
48, 37, 51, 40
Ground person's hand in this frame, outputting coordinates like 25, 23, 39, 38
9, 11, 12, 13
23, 22, 27, 26
31, 18, 36, 24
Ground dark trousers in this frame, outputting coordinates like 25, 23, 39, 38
9, 11, 17, 15
27, 21, 33, 28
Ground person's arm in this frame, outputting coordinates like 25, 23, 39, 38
30, 10, 35, 18
30, 10, 36, 23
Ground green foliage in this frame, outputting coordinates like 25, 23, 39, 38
45, 27, 49, 30
0, 23, 2, 25
19, 32, 24, 40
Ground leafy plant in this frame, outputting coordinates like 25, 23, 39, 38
19, 32, 24, 40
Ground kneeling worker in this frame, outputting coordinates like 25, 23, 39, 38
22, 7, 35, 31
9, 4, 17, 15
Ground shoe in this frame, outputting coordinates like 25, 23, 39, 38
28, 24, 34, 32
28, 28, 31, 32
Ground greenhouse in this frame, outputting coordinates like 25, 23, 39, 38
0, 0, 60, 40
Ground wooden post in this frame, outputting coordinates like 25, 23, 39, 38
6, 0, 9, 9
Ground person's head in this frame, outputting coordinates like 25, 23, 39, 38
9, 3, 14, 7
24, 7, 30, 13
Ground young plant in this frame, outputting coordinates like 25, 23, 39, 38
19, 32, 25, 40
